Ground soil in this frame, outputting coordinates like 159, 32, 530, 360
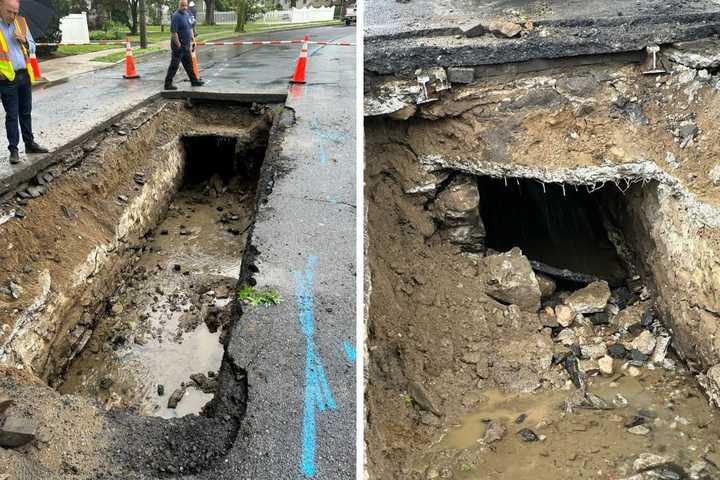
365, 108, 720, 479
58, 182, 256, 418
0, 99, 276, 479
370, 61, 720, 205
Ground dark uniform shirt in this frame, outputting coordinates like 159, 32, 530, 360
170, 9, 193, 47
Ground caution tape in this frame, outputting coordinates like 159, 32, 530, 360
35, 39, 355, 47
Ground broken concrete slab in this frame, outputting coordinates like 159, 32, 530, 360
458, 20, 488, 38
0, 416, 36, 448
555, 304, 574, 328
565, 281, 611, 314
631, 330, 657, 356
365, 1, 720, 75
434, 175, 480, 226
447, 224, 486, 250
447, 67, 474, 84
488, 20, 523, 38
482, 247, 542, 312
666, 39, 720, 69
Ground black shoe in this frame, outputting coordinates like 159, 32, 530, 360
191, 80, 205, 87
164, 83, 178, 90
9, 150, 20, 164
25, 142, 48, 154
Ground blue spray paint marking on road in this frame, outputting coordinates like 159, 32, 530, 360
310, 115, 350, 166
294, 255, 337, 478
342, 340, 356, 363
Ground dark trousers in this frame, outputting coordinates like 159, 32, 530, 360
164, 44, 197, 86
0, 70, 34, 153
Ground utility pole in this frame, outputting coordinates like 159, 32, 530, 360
139, 0, 148, 49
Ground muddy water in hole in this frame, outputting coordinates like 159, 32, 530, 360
59, 182, 254, 418
427, 368, 720, 479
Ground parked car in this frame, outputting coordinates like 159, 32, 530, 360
341, 3, 356, 26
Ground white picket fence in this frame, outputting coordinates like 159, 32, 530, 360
290, 6, 334, 23
163, 6, 333, 26
162, 10, 237, 26
257, 10, 291, 24
194, 10, 238, 25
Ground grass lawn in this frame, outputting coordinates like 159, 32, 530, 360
126, 19, 342, 43
56, 44, 119, 55
91, 46, 163, 63
125, 24, 235, 44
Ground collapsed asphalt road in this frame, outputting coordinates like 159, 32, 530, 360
184, 28, 357, 480
364, 0, 720, 74
0, 24, 353, 194
0, 24, 356, 480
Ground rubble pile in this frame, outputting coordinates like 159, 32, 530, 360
481, 246, 674, 389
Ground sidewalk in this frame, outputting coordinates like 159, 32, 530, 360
37, 45, 152, 86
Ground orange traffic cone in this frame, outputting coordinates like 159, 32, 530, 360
29, 53, 41, 80
123, 39, 140, 79
289, 35, 309, 84
191, 48, 201, 81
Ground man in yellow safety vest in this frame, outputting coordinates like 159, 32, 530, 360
0, 0, 48, 165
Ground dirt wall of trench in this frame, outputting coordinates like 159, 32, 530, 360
622, 183, 720, 383
367, 57, 720, 392
0, 100, 274, 385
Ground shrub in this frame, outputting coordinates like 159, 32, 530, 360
36, 0, 70, 58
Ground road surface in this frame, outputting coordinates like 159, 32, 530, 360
0, 24, 354, 193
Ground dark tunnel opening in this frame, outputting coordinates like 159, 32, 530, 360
478, 176, 631, 286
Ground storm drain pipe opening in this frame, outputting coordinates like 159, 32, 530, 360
431, 173, 654, 289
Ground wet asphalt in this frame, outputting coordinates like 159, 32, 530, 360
0, 24, 353, 192
364, 0, 720, 74
198, 27, 357, 480
365, 0, 720, 38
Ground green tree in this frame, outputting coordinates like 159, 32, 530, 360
234, 0, 246, 32
36, 0, 71, 57
95, 0, 140, 34
204, 0, 215, 24
215, 0, 234, 9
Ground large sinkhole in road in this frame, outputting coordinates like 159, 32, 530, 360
366, 122, 720, 479
57, 128, 267, 418
478, 176, 629, 286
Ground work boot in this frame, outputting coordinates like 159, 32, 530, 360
191, 80, 205, 87
9, 150, 20, 164
25, 141, 49, 154
164, 83, 178, 90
